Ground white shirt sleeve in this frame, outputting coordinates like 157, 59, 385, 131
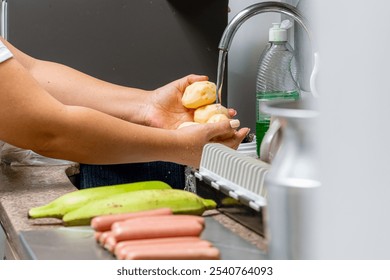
0, 40, 13, 63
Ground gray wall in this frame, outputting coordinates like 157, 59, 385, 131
6, 0, 228, 92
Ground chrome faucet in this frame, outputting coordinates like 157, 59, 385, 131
216, 1, 318, 103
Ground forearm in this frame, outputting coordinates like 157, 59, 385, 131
34, 106, 181, 165
1, 37, 152, 125
32, 59, 151, 123
36, 60, 146, 119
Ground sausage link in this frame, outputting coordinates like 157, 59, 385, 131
116, 239, 212, 260
111, 214, 205, 232
112, 219, 204, 242
91, 208, 172, 232
113, 236, 203, 255
125, 247, 221, 260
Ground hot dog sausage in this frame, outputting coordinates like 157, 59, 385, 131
112, 219, 204, 242
98, 231, 113, 245
125, 247, 221, 260
110, 214, 205, 232
94, 231, 103, 241
91, 207, 173, 232
103, 235, 118, 252
117, 240, 212, 260
113, 236, 203, 255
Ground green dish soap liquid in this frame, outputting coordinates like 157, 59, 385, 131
256, 90, 300, 157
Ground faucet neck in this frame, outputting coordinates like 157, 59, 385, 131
218, 1, 312, 53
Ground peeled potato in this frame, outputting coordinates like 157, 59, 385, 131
206, 113, 229, 123
182, 81, 216, 109
177, 121, 200, 129
194, 104, 229, 124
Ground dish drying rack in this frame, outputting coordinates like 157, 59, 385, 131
185, 143, 270, 235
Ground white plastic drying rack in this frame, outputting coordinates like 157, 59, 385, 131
194, 143, 270, 212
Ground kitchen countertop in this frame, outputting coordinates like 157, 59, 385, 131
0, 162, 267, 259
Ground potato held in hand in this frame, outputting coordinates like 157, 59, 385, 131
194, 104, 229, 124
180, 81, 231, 127
182, 81, 216, 109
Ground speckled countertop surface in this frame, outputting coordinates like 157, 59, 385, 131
0, 163, 266, 259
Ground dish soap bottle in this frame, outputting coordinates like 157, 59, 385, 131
255, 20, 300, 157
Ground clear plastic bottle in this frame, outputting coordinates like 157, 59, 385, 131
256, 20, 300, 157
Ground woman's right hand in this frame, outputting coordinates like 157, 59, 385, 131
173, 120, 250, 168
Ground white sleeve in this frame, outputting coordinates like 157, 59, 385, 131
0, 40, 13, 63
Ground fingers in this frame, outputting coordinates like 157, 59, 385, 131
229, 119, 240, 129
232, 128, 251, 148
186, 74, 209, 85
203, 119, 236, 139
214, 128, 250, 150
177, 120, 249, 168
172, 74, 209, 94
204, 120, 250, 149
205, 119, 247, 140
227, 108, 237, 118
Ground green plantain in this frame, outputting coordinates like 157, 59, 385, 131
62, 189, 217, 226
28, 181, 172, 219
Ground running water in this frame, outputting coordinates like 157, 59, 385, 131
215, 50, 228, 104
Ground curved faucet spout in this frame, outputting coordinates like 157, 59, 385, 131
218, 1, 311, 52
215, 2, 316, 103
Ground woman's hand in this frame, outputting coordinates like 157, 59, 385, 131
145, 74, 236, 129
172, 120, 250, 168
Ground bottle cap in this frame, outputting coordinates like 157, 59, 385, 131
269, 20, 292, 42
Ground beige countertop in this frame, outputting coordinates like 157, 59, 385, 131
0, 163, 266, 259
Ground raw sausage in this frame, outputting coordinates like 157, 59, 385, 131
94, 231, 103, 241
112, 236, 202, 255
98, 231, 112, 245
103, 235, 118, 252
110, 214, 205, 232
124, 247, 220, 260
90, 207, 172, 232
105, 222, 204, 252
117, 240, 212, 260
112, 219, 204, 242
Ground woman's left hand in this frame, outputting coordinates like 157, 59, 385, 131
145, 74, 236, 129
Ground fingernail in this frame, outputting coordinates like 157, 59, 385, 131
230, 119, 240, 129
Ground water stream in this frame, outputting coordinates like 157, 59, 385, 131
215, 50, 228, 105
